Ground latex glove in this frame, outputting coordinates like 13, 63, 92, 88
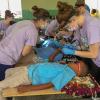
63, 44, 76, 50
62, 47, 75, 55
52, 40, 63, 48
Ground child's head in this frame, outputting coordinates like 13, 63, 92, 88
91, 9, 97, 14
91, 9, 98, 17
67, 57, 89, 76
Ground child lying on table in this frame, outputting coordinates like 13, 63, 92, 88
0, 58, 88, 100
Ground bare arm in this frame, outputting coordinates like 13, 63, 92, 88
17, 83, 53, 93
75, 43, 99, 58
49, 48, 61, 62
22, 45, 33, 57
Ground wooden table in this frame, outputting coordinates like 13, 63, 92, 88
2, 88, 65, 97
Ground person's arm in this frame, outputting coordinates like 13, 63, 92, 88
22, 26, 38, 57
45, 19, 58, 36
49, 48, 61, 62
62, 43, 100, 59
22, 45, 33, 56
76, 25, 100, 59
17, 83, 53, 93
75, 43, 99, 58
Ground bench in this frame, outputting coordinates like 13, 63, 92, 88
2, 88, 65, 97
2, 53, 66, 99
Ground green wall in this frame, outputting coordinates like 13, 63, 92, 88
21, 0, 76, 20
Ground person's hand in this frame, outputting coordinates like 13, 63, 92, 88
63, 44, 76, 50
49, 48, 62, 62
53, 40, 62, 48
62, 47, 75, 55
59, 39, 66, 45
17, 85, 30, 93
49, 56, 54, 62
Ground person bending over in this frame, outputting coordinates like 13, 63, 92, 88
0, 5, 50, 81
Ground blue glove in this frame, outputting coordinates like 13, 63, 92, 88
62, 47, 75, 55
53, 40, 63, 48
63, 44, 76, 50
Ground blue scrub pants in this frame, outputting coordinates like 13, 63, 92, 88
0, 64, 14, 81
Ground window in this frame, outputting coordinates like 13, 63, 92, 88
85, 0, 99, 13
0, 0, 22, 18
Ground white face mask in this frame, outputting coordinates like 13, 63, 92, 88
40, 23, 48, 30
67, 24, 79, 32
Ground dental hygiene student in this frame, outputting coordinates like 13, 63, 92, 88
35, 3, 75, 61
0, 10, 14, 40
0, 6, 50, 81
75, 0, 90, 17
61, 11, 100, 84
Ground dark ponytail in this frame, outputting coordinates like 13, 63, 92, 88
32, 5, 50, 20
56, 2, 75, 28
5, 10, 14, 19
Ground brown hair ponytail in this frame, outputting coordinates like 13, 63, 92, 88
5, 10, 14, 19
32, 5, 50, 19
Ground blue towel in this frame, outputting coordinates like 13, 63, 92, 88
28, 63, 76, 90
35, 47, 63, 61
42, 39, 62, 48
